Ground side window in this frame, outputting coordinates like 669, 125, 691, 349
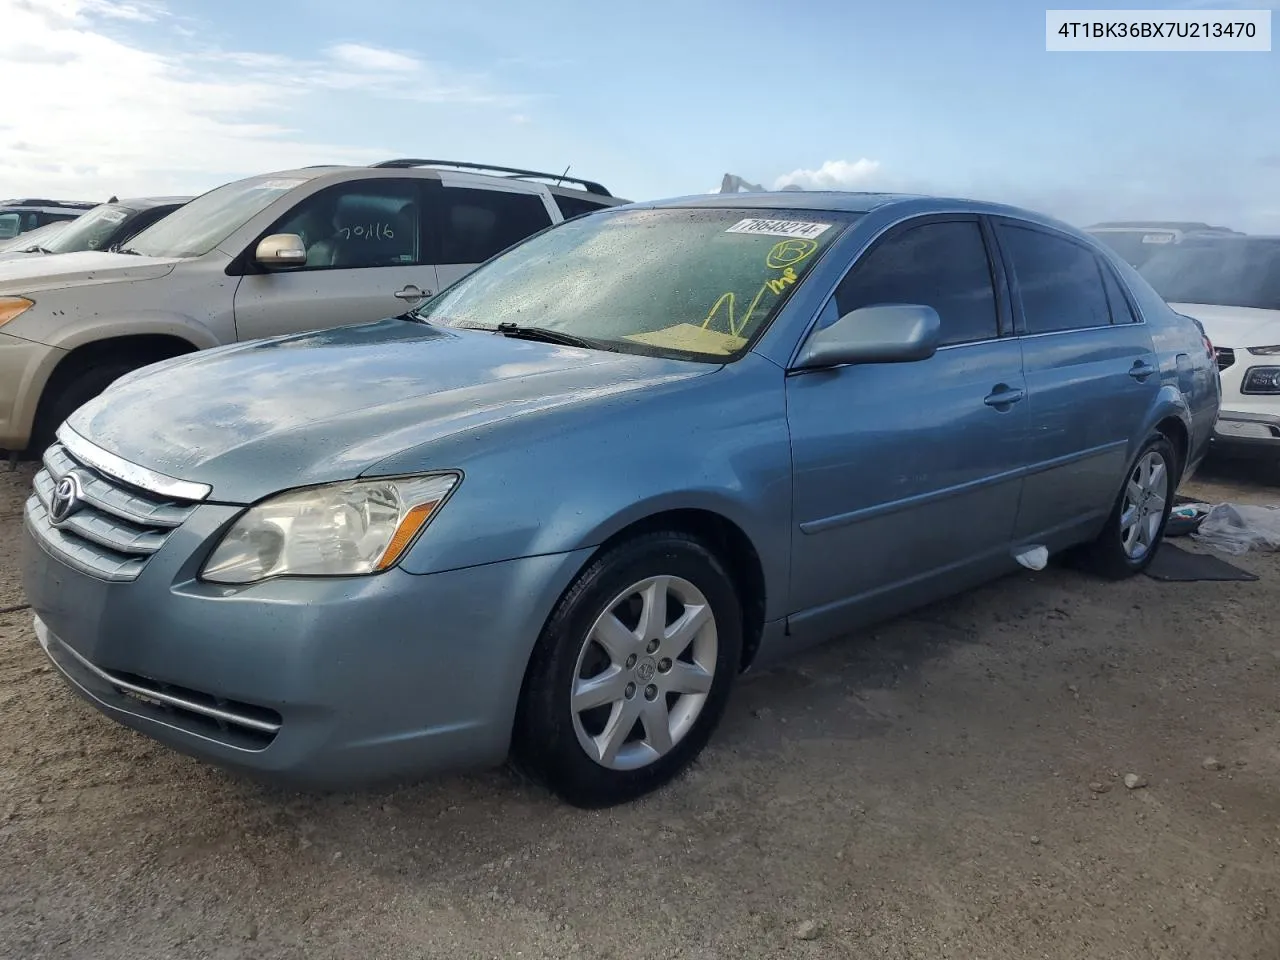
437, 187, 553, 265
1099, 259, 1139, 323
552, 193, 610, 221
834, 219, 999, 347
1000, 225, 1111, 334
272, 180, 421, 270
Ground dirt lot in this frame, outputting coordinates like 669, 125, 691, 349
1, 459, 1278, 960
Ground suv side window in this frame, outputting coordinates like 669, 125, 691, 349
272, 180, 421, 270
437, 187, 553, 265
1099, 259, 1139, 323
834, 219, 999, 347
552, 193, 611, 221
999, 224, 1112, 334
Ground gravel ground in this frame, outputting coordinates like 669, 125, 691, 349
1, 457, 1278, 960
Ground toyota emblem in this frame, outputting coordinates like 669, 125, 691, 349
49, 473, 84, 525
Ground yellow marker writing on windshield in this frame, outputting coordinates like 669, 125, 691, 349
702, 284, 769, 337
766, 238, 817, 269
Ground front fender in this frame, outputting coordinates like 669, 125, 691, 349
42, 311, 221, 352
394, 354, 795, 621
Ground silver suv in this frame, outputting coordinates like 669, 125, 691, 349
0, 160, 626, 453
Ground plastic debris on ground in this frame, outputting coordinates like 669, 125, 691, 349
1014, 545, 1049, 570
1190, 502, 1280, 555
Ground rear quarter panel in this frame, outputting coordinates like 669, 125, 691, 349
1111, 254, 1220, 471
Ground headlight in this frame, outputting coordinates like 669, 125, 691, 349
1248, 345, 1280, 355
0, 297, 34, 328
201, 473, 460, 584
1241, 366, 1280, 394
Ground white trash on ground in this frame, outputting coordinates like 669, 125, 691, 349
1190, 502, 1280, 555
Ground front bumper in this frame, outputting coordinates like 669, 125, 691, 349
23, 501, 591, 787
0, 331, 63, 451
1209, 409, 1280, 455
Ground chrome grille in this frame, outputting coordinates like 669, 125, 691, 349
26, 440, 200, 583
1216, 347, 1236, 371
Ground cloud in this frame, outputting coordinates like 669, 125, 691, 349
327, 42, 421, 73
0, 0, 527, 201
773, 159, 883, 191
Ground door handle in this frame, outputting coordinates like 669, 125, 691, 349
1129, 359, 1157, 381
394, 284, 432, 302
984, 384, 1026, 408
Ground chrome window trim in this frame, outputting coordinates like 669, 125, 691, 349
57, 425, 211, 502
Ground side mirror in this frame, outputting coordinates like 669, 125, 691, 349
254, 233, 307, 269
793, 303, 941, 369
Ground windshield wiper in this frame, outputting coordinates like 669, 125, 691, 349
495, 322, 596, 348
115, 247, 141, 256
25, 245, 54, 254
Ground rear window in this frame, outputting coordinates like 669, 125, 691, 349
552, 193, 613, 221
1088, 230, 1177, 268
1139, 240, 1280, 311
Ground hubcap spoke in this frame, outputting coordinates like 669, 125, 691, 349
1148, 461, 1166, 494
635, 578, 670, 644
640, 698, 674, 756
662, 602, 711, 658
573, 666, 628, 712
665, 660, 714, 695
594, 697, 641, 766
1120, 505, 1139, 530
593, 612, 639, 664
1127, 479, 1143, 503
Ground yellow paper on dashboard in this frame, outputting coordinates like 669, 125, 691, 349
625, 323, 747, 356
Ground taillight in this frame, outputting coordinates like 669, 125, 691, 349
1203, 333, 1214, 358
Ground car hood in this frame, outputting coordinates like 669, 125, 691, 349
1171, 302, 1280, 350
0, 250, 180, 294
68, 319, 714, 503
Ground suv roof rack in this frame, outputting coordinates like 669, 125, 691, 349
370, 159, 611, 197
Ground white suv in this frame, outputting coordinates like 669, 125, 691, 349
1138, 234, 1280, 454
0, 160, 626, 453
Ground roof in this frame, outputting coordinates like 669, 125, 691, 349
255, 160, 614, 196
112, 196, 193, 209
643, 191, 928, 213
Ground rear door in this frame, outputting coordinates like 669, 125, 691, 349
233, 178, 439, 341
429, 180, 557, 292
993, 218, 1160, 548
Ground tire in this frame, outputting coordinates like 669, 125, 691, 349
31, 358, 145, 454
1079, 433, 1180, 580
513, 530, 743, 808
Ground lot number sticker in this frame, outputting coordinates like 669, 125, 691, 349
725, 218, 833, 240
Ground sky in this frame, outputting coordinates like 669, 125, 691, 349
1, 0, 1278, 231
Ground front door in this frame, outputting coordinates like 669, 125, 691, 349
785, 216, 1028, 645
992, 219, 1161, 548
233, 178, 439, 341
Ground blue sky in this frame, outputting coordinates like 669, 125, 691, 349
2, 0, 1278, 229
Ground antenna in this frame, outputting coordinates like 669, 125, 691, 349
556, 165, 570, 187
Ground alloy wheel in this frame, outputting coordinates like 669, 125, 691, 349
1119, 449, 1169, 560
570, 575, 718, 771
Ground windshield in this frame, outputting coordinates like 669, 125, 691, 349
42, 203, 133, 253
1139, 240, 1280, 311
418, 207, 852, 361
125, 176, 308, 259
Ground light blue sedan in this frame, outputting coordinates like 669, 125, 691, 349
22, 192, 1219, 807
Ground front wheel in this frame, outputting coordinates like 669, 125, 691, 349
1080, 434, 1180, 579
512, 531, 743, 808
